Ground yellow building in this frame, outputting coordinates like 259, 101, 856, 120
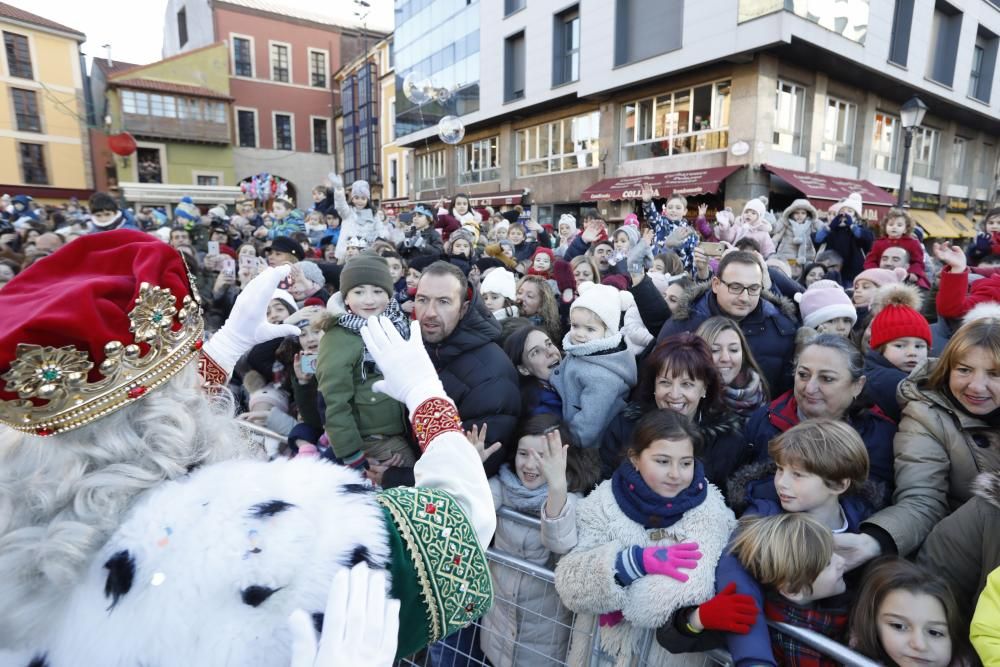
0, 3, 91, 204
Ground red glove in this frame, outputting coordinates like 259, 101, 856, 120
599, 610, 624, 627
697, 583, 759, 634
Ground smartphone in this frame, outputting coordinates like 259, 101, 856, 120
207, 241, 220, 256
222, 257, 236, 277
240, 255, 255, 268
300, 354, 318, 376
700, 241, 725, 257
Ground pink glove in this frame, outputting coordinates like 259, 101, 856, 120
641, 542, 702, 582
599, 610, 624, 627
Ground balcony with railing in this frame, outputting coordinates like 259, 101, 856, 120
115, 83, 232, 145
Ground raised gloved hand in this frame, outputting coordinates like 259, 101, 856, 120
360, 316, 447, 412
615, 542, 702, 586
328, 172, 344, 191
288, 564, 400, 667
696, 583, 759, 634
204, 264, 301, 376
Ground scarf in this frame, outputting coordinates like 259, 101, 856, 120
611, 458, 708, 529
497, 463, 549, 514
337, 298, 410, 378
790, 217, 815, 266
724, 369, 766, 416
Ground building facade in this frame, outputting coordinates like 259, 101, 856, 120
333, 35, 411, 207
96, 42, 240, 209
0, 4, 91, 204
395, 0, 1000, 230
162, 0, 383, 206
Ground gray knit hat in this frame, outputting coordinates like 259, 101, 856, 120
340, 253, 394, 296
298, 260, 326, 287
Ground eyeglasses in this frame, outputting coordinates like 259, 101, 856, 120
719, 279, 762, 296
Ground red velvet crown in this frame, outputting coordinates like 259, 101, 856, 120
0, 230, 205, 435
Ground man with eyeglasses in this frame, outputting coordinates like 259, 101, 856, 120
656, 250, 799, 393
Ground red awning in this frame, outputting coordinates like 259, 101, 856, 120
764, 165, 896, 222
580, 165, 743, 202
466, 190, 523, 207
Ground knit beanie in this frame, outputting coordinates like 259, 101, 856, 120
297, 260, 326, 287
480, 267, 516, 301
448, 228, 475, 248
530, 246, 555, 264
741, 198, 767, 219
175, 196, 199, 223
350, 180, 371, 199
835, 192, 864, 218
340, 253, 394, 295
623, 213, 639, 228
853, 267, 907, 289
571, 282, 622, 335
494, 218, 510, 232
794, 279, 857, 328
558, 213, 577, 231
249, 386, 289, 414
614, 224, 639, 248
270, 288, 296, 314
869, 284, 931, 348
474, 256, 505, 274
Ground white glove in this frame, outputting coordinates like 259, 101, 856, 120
359, 316, 447, 412
328, 172, 344, 190
288, 565, 400, 667
203, 264, 301, 375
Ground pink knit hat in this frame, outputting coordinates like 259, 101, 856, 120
853, 267, 907, 289
794, 279, 857, 329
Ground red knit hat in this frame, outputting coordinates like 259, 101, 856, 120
530, 246, 555, 263
869, 284, 931, 349
0, 230, 204, 435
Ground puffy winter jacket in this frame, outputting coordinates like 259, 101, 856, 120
936, 266, 1000, 320
862, 349, 909, 422
972, 564, 1000, 663
656, 282, 799, 395
864, 360, 1000, 557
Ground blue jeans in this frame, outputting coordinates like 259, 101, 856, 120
428, 623, 486, 667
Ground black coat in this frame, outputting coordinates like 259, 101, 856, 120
863, 349, 908, 422
426, 295, 522, 477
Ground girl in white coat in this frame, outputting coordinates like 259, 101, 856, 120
554, 410, 736, 666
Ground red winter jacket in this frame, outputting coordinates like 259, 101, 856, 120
864, 237, 928, 288
936, 266, 1000, 319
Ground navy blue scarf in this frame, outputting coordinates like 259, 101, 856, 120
611, 459, 708, 529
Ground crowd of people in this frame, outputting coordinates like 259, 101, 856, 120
3, 177, 1000, 667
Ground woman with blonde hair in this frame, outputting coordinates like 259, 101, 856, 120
517, 274, 564, 345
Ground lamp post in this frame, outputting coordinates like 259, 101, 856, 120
896, 95, 928, 207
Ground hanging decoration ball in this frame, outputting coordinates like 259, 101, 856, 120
108, 132, 137, 156
434, 86, 452, 103
437, 115, 466, 145
403, 71, 430, 105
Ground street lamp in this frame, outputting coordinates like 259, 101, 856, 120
896, 95, 928, 207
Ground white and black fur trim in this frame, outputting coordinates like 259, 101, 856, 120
964, 301, 1000, 325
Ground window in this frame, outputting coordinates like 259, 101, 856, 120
504, 32, 525, 102
504, 0, 525, 16
926, 2, 963, 87
271, 43, 290, 83
11, 89, 40, 132
888, 0, 914, 66
517, 111, 600, 176
416, 150, 446, 191
774, 80, 806, 155
149, 94, 177, 118
614, 0, 682, 66
208, 101, 226, 124
458, 137, 500, 184
912, 127, 940, 179
177, 7, 188, 48
969, 29, 998, 103
122, 90, 149, 115
4, 32, 32, 79
237, 109, 257, 147
309, 49, 328, 87
621, 80, 731, 161
18, 142, 46, 184
233, 37, 253, 77
136, 147, 163, 184
312, 117, 329, 153
388, 156, 399, 198
553, 7, 580, 86
871, 112, 901, 172
821, 97, 856, 164
952, 136, 968, 177
274, 113, 293, 150
196, 174, 220, 186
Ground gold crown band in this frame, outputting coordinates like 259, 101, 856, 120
0, 283, 205, 436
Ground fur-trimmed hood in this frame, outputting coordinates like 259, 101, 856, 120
780, 198, 817, 224
670, 280, 798, 322
726, 460, 887, 517
973, 472, 1000, 510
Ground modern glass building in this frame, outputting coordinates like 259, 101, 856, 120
393, 0, 480, 137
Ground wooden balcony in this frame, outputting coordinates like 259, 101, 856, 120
122, 113, 231, 145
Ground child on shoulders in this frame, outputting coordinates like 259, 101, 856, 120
863, 209, 928, 288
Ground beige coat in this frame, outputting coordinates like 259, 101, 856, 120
554, 479, 735, 667
480, 477, 580, 667
864, 361, 1000, 556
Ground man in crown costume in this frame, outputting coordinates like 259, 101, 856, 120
0, 230, 495, 666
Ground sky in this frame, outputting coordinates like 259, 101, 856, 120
28, 0, 395, 71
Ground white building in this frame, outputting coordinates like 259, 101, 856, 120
395, 0, 1000, 231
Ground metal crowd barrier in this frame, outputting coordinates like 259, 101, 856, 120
398, 507, 878, 667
